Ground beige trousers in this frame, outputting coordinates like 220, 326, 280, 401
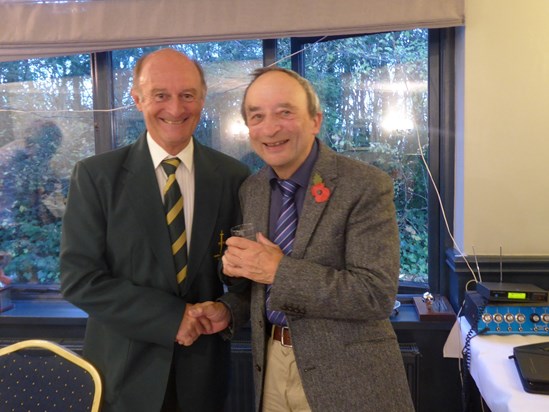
261, 334, 312, 412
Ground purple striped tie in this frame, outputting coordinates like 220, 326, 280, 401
266, 179, 298, 326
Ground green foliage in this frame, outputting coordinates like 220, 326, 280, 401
1, 53, 94, 285
302, 30, 429, 283
0, 121, 66, 284
0, 32, 430, 285
2, 222, 61, 283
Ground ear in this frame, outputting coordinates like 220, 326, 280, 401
197, 96, 206, 112
311, 112, 323, 135
131, 88, 143, 112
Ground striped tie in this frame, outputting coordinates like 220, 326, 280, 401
266, 179, 299, 326
161, 158, 188, 284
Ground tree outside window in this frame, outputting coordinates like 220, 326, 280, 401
0, 31, 431, 286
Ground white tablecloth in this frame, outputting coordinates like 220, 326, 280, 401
444, 317, 549, 412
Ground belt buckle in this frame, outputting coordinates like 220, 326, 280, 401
280, 326, 292, 348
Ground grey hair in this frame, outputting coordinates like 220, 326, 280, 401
240, 66, 321, 123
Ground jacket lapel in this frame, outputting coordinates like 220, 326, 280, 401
245, 169, 271, 305
249, 169, 272, 238
292, 144, 338, 259
180, 140, 222, 295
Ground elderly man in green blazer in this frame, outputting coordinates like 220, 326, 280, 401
60, 49, 249, 412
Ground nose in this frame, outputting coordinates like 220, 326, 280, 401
262, 115, 281, 137
165, 97, 187, 117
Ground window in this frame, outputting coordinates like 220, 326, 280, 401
0, 30, 452, 291
297, 31, 430, 283
110, 41, 264, 169
0, 55, 93, 284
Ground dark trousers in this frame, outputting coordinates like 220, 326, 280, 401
161, 364, 182, 412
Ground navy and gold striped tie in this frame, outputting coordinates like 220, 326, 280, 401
161, 158, 188, 284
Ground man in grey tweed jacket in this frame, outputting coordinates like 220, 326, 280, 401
189, 67, 414, 412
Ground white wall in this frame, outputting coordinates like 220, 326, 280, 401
454, 0, 549, 256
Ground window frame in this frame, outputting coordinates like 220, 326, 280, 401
426, 28, 456, 297
284, 30, 455, 294
3, 28, 455, 299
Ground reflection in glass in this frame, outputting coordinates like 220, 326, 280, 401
0, 33, 431, 286
304, 30, 429, 283
112, 42, 265, 172
0, 55, 93, 284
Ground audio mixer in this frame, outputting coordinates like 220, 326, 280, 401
462, 291, 549, 335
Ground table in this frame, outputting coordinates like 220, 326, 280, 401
444, 317, 549, 412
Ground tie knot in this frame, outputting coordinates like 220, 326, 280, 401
277, 179, 298, 198
161, 158, 181, 176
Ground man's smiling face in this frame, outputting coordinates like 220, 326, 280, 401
131, 49, 205, 155
243, 70, 322, 179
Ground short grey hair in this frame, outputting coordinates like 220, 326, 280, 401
240, 66, 321, 124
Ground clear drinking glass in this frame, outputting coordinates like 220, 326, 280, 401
230, 223, 256, 240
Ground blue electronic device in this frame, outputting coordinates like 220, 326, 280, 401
463, 291, 549, 335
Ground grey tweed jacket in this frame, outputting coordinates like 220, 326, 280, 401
223, 142, 415, 412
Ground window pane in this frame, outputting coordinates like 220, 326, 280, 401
112, 41, 265, 172
303, 30, 429, 283
276, 38, 291, 69
0, 55, 93, 285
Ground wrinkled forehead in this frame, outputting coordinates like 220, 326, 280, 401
246, 72, 307, 106
137, 54, 204, 95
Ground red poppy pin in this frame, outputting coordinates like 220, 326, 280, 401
311, 173, 331, 203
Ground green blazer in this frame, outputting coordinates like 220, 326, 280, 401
60, 133, 249, 412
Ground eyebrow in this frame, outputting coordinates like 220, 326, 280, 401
246, 102, 296, 112
150, 88, 199, 95
246, 105, 261, 113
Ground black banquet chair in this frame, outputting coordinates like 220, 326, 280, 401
0, 339, 102, 411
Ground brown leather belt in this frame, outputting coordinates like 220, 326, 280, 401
272, 325, 292, 347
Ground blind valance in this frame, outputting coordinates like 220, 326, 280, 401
0, 0, 464, 62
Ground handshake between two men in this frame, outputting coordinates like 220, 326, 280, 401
175, 232, 282, 346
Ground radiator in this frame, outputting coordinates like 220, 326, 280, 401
225, 341, 254, 412
400, 343, 421, 411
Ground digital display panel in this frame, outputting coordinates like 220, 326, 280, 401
508, 292, 527, 300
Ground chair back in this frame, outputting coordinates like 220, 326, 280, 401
0, 339, 102, 411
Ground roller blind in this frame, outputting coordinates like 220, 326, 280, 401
0, 0, 464, 62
